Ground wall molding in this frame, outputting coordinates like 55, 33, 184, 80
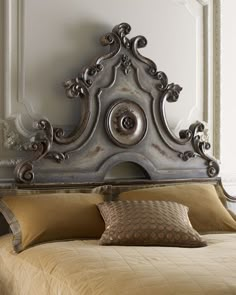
222, 173, 236, 185
173, 0, 204, 134
221, 172, 236, 195
0, 159, 22, 168
174, 0, 208, 4
213, 0, 221, 160
172, 0, 221, 162
4, 0, 39, 137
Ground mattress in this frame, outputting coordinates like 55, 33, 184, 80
1, 233, 236, 295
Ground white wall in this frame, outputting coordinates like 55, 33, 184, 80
0, 0, 220, 184
221, 0, 236, 194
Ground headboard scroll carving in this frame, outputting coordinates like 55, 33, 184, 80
14, 23, 219, 184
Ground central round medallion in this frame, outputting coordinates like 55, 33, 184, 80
105, 100, 147, 147
122, 116, 135, 130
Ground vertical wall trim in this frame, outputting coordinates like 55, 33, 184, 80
4, 0, 12, 118
200, 0, 221, 160
174, 0, 221, 161
213, 0, 221, 160
202, 4, 208, 123
173, 0, 207, 135
4, 0, 25, 108
3, 0, 34, 137
17, 0, 25, 103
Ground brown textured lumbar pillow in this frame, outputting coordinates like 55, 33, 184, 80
97, 200, 206, 247
118, 184, 236, 233
0, 193, 105, 253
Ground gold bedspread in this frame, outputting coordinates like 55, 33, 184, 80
1, 234, 236, 295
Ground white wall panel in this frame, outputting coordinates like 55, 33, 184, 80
0, 0, 220, 183
4, 0, 212, 127
220, 0, 236, 193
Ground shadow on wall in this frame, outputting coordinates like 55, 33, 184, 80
105, 162, 151, 180
25, 21, 111, 126
59, 21, 111, 81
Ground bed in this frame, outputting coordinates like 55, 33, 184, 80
0, 23, 236, 295
1, 233, 236, 295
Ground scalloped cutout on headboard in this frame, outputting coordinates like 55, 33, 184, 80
14, 23, 219, 184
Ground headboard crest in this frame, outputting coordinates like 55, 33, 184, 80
14, 22, 219, 184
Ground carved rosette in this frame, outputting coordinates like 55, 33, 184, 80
106, 100, 147, 148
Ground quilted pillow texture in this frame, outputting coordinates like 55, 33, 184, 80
119, 184, 236, 233
0, 192, 105, 253
97, 200, 206, 247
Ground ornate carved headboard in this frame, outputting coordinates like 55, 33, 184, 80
14, 23, 219, 185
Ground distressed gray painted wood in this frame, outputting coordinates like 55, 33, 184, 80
13, 23, 219, 184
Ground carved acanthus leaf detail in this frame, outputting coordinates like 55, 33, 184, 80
164, 83, 183, 102
46, 151, 68, 163
14, 119, 53, 183
64, 78, 88, 99
178, 151, 196, 161
188, 122, 220, 177
121, 54, 132, 75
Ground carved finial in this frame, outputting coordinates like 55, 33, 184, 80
112, 23, 131, 48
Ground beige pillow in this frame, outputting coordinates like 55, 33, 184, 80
0, 193, 105, 252
98, 200, 206, 247
119, 184, 236, 233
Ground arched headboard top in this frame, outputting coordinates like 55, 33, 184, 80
14, 23, 219, 184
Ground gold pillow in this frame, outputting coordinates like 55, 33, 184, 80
0, 193, 105, 252
97, 200, 206, 247
119, 184, 236, 233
